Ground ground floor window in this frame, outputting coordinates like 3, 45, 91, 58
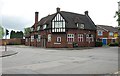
78, 34, 83, 42
57, 37, 61, 42
31, 36, 34, 42
37, 35, 41, 42
67, 34, 74, 42
26, 38, 28, 42
48, 34, 51, 42
86, 34, 94, 42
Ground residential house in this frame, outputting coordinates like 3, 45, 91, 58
25, 8, 96, 48
96, 25, 118, 45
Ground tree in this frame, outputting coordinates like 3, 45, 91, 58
10, 30, 23, 39
114, 11, 120, 26
24, 27, 31, 36
0, 26, 4, 39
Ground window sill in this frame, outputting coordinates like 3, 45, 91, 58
54, 43, 61, 44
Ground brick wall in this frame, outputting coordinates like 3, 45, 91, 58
0, 38, 25, 46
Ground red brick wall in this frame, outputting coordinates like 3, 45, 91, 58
26, 29, 96, 48
0, 38, 24, 46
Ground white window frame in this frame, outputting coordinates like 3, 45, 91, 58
37, 35, 41, 42
57, 37, 61, 42
37, 26, 40, 31
98, 31, 103, 36
31, 36, 34, 42
67, 34, 74, 42
26, 38, 28, 42
86, 34, 89, 42
109, 32, 113, 36
43, 24, 47, 29
48, 34, 51, 42
78, 34, 83, 42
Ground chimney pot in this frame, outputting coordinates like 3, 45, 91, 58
56, 7, 60, 12
84, 11, 88, 15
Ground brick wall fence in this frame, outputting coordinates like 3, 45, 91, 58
0, 38, 25, 46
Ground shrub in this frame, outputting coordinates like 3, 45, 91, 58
109, 42, 119, 46
73, 42, 78, 48
95, 41, 103, 47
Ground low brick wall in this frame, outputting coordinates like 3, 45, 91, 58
0, 39, 25, 46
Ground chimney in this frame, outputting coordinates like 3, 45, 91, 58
35, 12, 39, 31
35, 12, 39, 24
56, 7, 60, 12
84, 11, 88, 16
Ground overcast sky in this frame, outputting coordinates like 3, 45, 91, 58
0, 0, 119, 32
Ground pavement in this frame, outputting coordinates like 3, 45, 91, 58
0, 46, 18, 57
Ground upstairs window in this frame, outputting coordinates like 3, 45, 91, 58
31, 28, 34, 32
57, 37, 61, 42
52, 13, 65, 32
78, 34, 83, 42
109, 32, 113, 36
67, 34, 74, 42
43, 24, 47, 29
37, 26, 40, 31
77, 23, 85, 29
98, 31, 103, 36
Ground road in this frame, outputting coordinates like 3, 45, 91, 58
1, 45, 118, 74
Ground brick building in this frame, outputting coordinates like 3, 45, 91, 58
25, 8, 96, 48
96, 25, 118, 45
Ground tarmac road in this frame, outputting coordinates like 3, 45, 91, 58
1, 45, 119, 74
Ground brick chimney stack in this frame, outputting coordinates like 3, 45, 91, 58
35, 12, 39, 31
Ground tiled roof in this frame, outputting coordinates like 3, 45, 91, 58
38, 11, 96, 30
97, 25, 118, 32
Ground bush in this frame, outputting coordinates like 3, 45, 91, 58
95, 41, 103, 47
109, 42, 119, 46
73, 42, 78, 48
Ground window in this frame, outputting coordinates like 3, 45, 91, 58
37, 35, 41, 42
78, 34, 83, 42
57, 37, 61, 42
31, 36, 34, 42
52, 13, 65, 32
31, 28, 34, 32
98, 31, 103, 36
77, 23, 85, 29
86, 34, 94, 42
43, 24, 47, 29
26, 38, 28, 42
86, 34, 89, 42
109, 32, 113, 36
48, 34, 51, 42
37, 26, 40, 31
67, 34, 74, 42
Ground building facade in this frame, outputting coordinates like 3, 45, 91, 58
96, 25, 118, 45
25, 8, 96, 48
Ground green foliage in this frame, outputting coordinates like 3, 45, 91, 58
0, 26, 4, 39
10, 30, 23, 39
95, 41, 103, 47
24, 27, 31, 36
109, 42, 119, 46
115, 11, 120, 26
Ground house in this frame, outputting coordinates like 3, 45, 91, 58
96, 25, 118, 45
25, 7, 96, 48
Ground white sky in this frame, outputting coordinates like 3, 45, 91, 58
0, 0, 119, 31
